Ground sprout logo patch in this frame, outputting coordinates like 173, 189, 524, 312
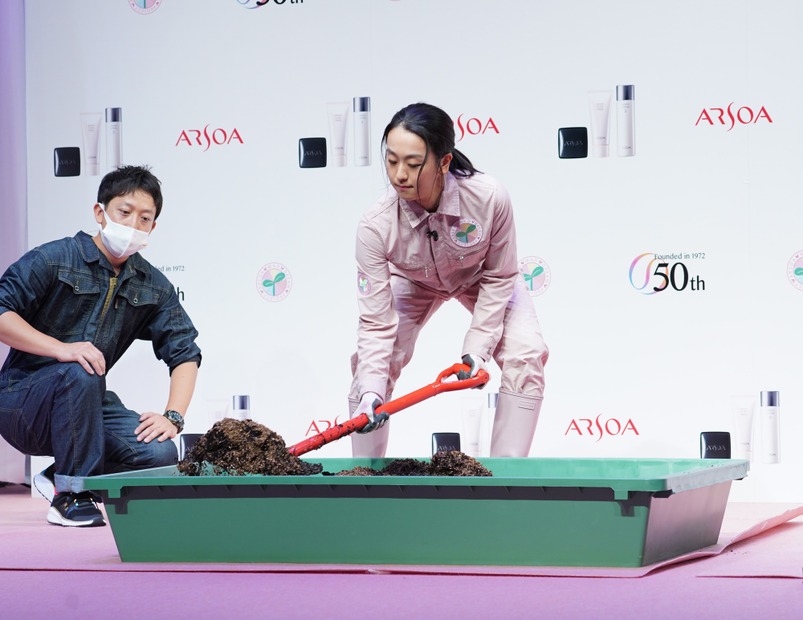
519, 256, 551, 297
787, 251, 803, 291
257, 263, 292, 301
357, 271, 371, 295
129, 0, 162, 15
449, 219, 482, 247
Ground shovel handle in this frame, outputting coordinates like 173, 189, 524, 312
286, 364, 489, 457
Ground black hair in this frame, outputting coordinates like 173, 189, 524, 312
97, 165, 164, 220
381, 102, 480, 178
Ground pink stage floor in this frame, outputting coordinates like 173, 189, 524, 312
1, 483, 801, 619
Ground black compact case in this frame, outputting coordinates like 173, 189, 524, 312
298, 137, 327, 168
432, 432, 461, 455
54, 147, 81, 176
700, 432, 731, 459
558, 127, 588, 159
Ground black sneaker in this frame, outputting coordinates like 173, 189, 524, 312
33, 463, 56, 503
47, 492, 106, 527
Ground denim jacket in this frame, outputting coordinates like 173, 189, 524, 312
0, 232, 202, 375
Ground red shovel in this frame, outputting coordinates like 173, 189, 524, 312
286, 363, 490, 457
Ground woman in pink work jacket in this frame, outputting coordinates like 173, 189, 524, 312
349, 102, 549, 458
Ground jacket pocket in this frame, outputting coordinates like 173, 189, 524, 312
117, 283, 161, 310
38, 270, 101, 337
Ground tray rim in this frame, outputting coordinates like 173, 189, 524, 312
82, 457, 750, 500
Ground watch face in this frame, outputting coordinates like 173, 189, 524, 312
164, 410, 184, 431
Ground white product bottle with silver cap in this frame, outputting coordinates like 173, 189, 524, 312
616, 85, 635, 157
231, 395, 250, 421
105, 107, 122, 171
760, 390, 780, 464
353, 96, 371, 167
461, 393, 483, 457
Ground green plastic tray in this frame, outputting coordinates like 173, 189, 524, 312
82, 457, 749, 567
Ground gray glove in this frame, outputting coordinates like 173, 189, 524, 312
457, 353, 486, 381
355, 392, 388, 434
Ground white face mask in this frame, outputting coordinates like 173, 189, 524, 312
98, 206, 150, 259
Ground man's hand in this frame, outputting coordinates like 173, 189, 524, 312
355, 392, 388, 434
135, 411, 178, 443
56, 341, 107, 376
0, 312, 107, 376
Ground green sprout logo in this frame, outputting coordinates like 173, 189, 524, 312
129, 0, 162, 14
262, 271, 285, 296
518, 256, 550, 297
450, 219, 482, 247
787, 252, 803, 291
256, 263, 292, 301
358, 273, 371, 295
456, 223, 477, 244
523, 265, 544, 291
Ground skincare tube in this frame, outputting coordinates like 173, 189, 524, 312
105, 107, 122, 171
80, 112, 102, 175
353, 97, 371, 167
461, 394, 483, 457
730, 395, 755, 460
616, 85, 635, 157
587, 91, 612, 157
481, 392, 498, 457
326, 101, 349, 167
760, 390, 780, 464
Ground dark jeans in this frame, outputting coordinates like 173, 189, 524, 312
0, 363, 177, 493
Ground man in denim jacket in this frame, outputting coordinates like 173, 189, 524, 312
0, 165, 201, 527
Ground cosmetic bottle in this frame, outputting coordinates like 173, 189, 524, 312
105, 107, 122, 171
231, 395, 250, 421
326, 101, 349, 167
760, 391, 780, 463
481, 392, 498, 457
587, 91, 612, 157
730, 395, 755, 460
616, 85, 635, 157
353, 97, 371, 167
80, 112, 102, 175
461, 393, 483, 457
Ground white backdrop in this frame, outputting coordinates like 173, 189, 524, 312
15, 0, 803, 501
0, 0, 28, 484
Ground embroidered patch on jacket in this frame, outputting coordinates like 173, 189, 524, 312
450, 219, 482, 247
357, 271, 371, 295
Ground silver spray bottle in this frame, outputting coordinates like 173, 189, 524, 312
353, 96, 371, 167
760, 390, 780, 464
105, 107, 122, 171
616, 85, 635, 157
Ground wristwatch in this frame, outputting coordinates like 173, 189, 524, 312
163, 409, 185, 432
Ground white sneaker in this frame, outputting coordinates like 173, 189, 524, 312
33, 464, 56, 503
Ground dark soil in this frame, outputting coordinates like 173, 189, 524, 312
430, 450, 493, 477
330, 452, 492, 477
177, 418, 322, 476
177, 418, 493, 478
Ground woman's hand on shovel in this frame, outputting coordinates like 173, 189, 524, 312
355, 392, 388, 433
